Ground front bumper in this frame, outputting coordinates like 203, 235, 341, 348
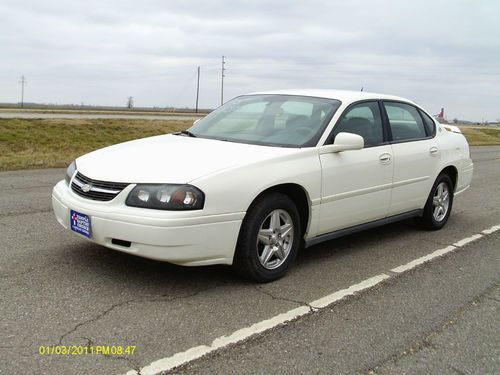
52, 180, 244, 266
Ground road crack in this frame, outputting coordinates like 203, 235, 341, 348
363, 282, 500, 374
103, 352, 142, 374
253, 286, 315, 312
421, 238, 455, 247
450, 365, 468, 375
0, 267, 36, 280
58, 285, 218, 346
0, 208, 52, 218
1, 184, 54, 191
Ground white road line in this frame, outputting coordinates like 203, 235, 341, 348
482, 224, 500, 235
124, 225, 498, 375
309, 274, 390, 309
132, 305, 312, 375
125, 273, 390, 375
454, 233, 483, 247
390, 245, 457, 273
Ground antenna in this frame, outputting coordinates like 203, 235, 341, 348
19, 75, 27, 108
221, 56, 226, 105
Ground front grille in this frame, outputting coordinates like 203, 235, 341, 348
71, 172, 129, 201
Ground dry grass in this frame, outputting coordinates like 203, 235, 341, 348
0, 118, 190, 170
458, 126, 500, 146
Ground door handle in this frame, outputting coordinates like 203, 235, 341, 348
429, 146, 439, 156
379, 153, 392, 164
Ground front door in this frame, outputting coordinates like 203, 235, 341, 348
318, 101, 393, 235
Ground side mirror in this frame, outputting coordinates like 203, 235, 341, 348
320, 132, 364, 154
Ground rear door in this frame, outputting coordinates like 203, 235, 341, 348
382, 101, 440, 215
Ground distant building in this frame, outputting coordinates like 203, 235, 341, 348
435, 107, 446, 123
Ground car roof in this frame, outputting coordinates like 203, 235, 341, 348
246, 89, 415, 105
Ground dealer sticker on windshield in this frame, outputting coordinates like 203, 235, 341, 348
70, 210, 92, 238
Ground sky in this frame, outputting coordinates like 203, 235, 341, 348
0, 0, 499, 121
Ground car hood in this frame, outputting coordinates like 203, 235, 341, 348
76, 134, 298, 183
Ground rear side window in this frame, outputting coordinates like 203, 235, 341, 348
331, 101, 384, 146
419, 109, 436, 137
383, 102, 427, 142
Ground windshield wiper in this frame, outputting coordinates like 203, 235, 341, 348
177, 130, 197, 138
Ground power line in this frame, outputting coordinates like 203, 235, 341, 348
195, 66, 200, 113
19, 75, 27, 108
168, 68, 198, 108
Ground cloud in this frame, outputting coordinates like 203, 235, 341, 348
0, 0, 498, 120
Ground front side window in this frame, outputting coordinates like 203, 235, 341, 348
187, 95, 341, 147
384, 102, 427, 142
330, 101, 384, 146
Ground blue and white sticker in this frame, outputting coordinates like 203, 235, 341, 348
70, 210, 92, 238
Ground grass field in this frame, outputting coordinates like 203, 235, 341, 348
0, 119, 498, 171
458, 126, 500, 146
0, 118, 190, 171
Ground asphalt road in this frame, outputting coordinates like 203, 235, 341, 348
0, 146, 499, 375
0, 111, 202, 121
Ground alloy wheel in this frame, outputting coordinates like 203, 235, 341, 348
256, 209, 294, 270
432, 182, 450, 222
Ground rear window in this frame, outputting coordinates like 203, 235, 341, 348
419, 109, 437, 137
383, 102, 427, 142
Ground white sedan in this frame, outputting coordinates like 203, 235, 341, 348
52, 90, 474, 282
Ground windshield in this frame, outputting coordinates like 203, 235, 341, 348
187, 95, 341, 147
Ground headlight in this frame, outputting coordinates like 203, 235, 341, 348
126, 184, 205, 210
65, 161, 76, 185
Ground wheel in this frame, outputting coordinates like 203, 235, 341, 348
233, 192, 301, 282
421, 173, 454, 230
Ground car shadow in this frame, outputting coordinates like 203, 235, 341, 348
61, 217, 424, 292
66, 240, 242, 289
296, 217, 421, 266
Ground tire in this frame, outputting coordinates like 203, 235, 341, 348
421, 173, 454, 230
233, 192, 301, 283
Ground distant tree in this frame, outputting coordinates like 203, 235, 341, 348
127, 96, 134, 109
453, 118, 458, 124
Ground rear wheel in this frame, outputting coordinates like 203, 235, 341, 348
421, 173, 454, 230
233, 192, 301, 282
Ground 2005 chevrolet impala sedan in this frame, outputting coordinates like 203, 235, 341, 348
52, 90, 474, 282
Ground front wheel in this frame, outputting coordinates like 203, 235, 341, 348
421, 173, 454, 230
233, 192, 301, 282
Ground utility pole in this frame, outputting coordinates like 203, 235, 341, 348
195, 66, 200, 113
19, 75, 27, 108
221, 55, 226, 106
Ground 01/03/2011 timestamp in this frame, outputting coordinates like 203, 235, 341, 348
38, 345, 136, 356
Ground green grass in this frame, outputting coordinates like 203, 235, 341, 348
0, 118, 190, 170
0, 119, 498, 171
458, 126, 500, 146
